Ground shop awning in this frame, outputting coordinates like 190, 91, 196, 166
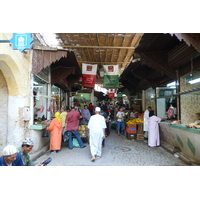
32, 49, 82, 91
50, 51, 82, 91
32, 49, 67, 75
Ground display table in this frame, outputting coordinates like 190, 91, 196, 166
30, 124, 47, 130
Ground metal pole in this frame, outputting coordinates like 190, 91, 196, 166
176, 70, 180, 120
154, 88, 157, 115
0, 40, 10, 43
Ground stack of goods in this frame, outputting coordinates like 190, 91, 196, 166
78, 125, 88, 137
126, 118, 144, 140
125, 119, 137, 140
126, 118, 144, 125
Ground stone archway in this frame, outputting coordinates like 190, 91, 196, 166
0, 54, 24, 150
0, 69, 8, 149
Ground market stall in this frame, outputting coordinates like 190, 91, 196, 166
125, 118, 144, 140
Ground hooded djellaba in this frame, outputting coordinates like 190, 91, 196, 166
46, 112, 62, 154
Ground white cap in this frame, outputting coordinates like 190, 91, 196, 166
22, 138, 34, 146
3, 145, 18, 156
95, 107, 101, 112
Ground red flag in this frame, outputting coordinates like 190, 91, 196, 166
82, 63, 97, 88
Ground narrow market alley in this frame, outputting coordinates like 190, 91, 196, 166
34, 125, 188, 166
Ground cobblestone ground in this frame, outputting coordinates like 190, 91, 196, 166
34, 127, 188, 166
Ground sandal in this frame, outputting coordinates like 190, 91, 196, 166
91, 157, 95, 162
95, 156, 100, 159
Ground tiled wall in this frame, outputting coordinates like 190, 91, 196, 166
180, 71, 200, 124
144, 71, 200, 124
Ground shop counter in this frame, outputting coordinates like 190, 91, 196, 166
30, 124, 47, 130
29, 124, 49, 155
159, 122, 200, 164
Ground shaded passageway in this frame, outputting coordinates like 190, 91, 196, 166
34, 125, 188, 166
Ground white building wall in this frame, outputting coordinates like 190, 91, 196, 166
0, 33, 33, 151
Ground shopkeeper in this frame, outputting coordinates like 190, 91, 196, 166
129, 108, 138, 118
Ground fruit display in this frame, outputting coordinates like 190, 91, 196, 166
78, 125, 87, 131
78, 125, 88, 137
126, 118, 144, 125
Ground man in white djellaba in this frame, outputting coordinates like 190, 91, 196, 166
143, 106, 152, 142
88, 107, 106, 162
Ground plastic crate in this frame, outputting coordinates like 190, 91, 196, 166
126, 125, 136, 134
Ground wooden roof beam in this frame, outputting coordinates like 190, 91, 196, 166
58, 45, 135, 49
78, 61, 130, 64
131, 70, 156, 88
141, 52, 176, 78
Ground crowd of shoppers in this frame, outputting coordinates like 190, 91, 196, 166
0, 100, 163, 166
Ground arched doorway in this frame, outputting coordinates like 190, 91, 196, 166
0, 69, 8, 150
0, 54, 22, 151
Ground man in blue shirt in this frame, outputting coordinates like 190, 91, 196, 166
0, 145, 24, 166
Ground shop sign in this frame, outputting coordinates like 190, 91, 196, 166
103, 75, 119, 88
117, 92, 123, 100
9, 33, 34, 52
108, 93, 115, 98
82, 74, 96, 88
82, 63, 97, 88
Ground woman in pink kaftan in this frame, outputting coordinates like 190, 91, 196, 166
148, 110, 161, 147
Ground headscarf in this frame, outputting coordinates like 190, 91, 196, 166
149, 110, 155, 117
54, 112, 61, 123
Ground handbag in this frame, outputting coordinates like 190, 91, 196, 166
42, 128, 49, 137
72, 138, 80, 148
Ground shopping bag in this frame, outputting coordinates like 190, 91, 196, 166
111, 123, 116, 130
72, 138, 80, 148
42, 128, 49, 137
63, 131, 69, 142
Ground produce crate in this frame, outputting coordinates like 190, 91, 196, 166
136, 123, 144, 134
137, 133, 144, 140
126, 133, 136, 140
126, 125, 137, 134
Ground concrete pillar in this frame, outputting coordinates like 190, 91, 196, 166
47, 69, 51, 120
91, 88, 94, 104
142, 90, 146, 112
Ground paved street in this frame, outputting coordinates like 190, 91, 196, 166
34, 126, 188, 166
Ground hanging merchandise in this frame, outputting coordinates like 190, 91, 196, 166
40, 104, 44, 113
82, 63, 97, 88
103, 65, 119, 88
